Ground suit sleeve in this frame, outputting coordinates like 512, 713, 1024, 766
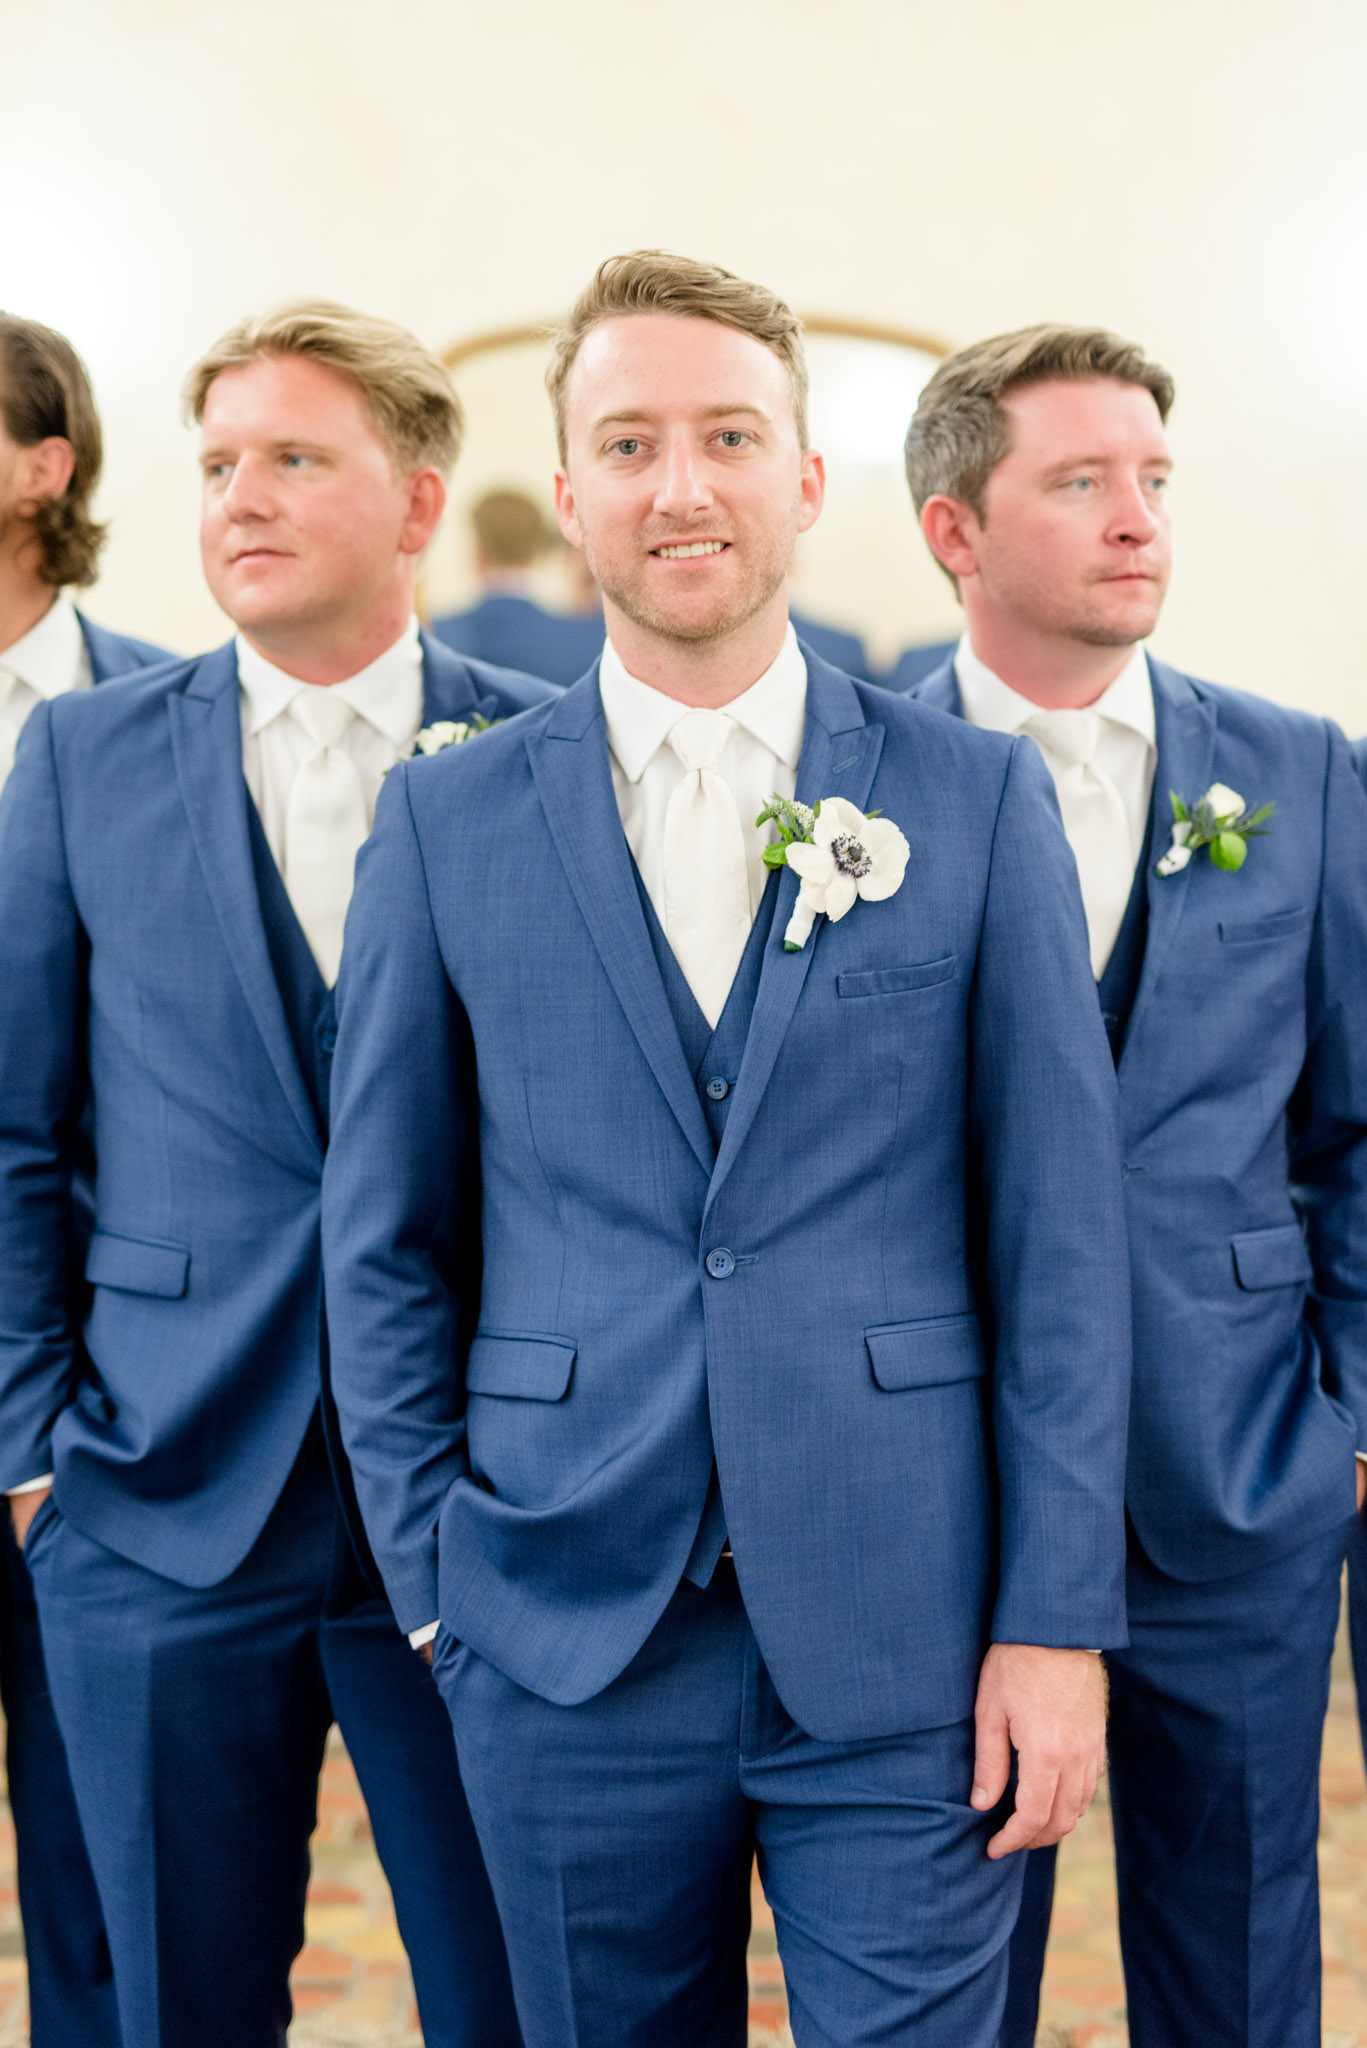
1291, 723, 1367, 1440
322, 765, 477, 1633
970, 736, 1132, 1650
0, 705, 87, 1488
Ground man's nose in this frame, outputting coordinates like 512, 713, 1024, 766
221, 452, 274, 522
654, 431, 713, 522
1111, 475, 1160, 546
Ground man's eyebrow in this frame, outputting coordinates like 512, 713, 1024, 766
590, 402, 773, 433
199, 436, 330, 460
1040, 450, 1172, 477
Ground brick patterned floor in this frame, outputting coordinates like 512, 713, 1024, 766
3, 1615, 1367, 2046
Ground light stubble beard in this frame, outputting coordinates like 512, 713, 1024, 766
582, 530, 796, 651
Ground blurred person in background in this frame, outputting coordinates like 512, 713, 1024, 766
431, 485, 603, 684
0, 309, 170, 2048
881, 636, 957, 692
0, 301, 553, 2048
905, 324, 1367, 2048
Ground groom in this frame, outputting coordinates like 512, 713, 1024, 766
0, 302, 552, 2046
323, 251, 1133, 2046
903, 325, 1367, 2048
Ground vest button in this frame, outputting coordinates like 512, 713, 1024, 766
704, 1076, 730, 1101
705, 1247, 736, 1280
319, 1027, 338, 1054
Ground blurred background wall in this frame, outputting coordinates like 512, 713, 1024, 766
6, 0, 1366, 724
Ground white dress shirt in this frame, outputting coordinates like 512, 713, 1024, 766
0, 591, 93, 793
598, 623, 808, 925
237, 616, 425, 864
408, 623, 809, 1651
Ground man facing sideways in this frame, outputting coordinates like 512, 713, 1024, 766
0, 310, 170, 2048
0, 302, 555, 2048
903, 327, 1367, 2048
322, 251, 1132, 2046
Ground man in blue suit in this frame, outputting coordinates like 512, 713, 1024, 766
432, 487, 603, 685
903, 324, 1367, 2048
0, 310, 171, 2048
323, 251, 1133, 2046
0, 301, 553, 2047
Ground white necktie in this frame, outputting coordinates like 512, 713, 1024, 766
661, 710, 753, 1029
1024, 709, 1134, 979
284, 691, 368, 987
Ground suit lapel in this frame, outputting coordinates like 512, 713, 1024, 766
910, 655, 964, 718
167, 646, 323, 1159
705, 656, 884, 1213
1117, 657, 1216, 1074
419, 629, 499, 725
526, 672, 715, 1177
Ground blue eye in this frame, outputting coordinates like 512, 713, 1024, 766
612, 439, 641, 456
718, 431, 746, 448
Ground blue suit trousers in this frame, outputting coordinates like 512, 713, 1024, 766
1000, 1522, 1350, 2048
1, 1514, 119, 2047
435, 1560, 1025, 2047
25, 1439, 518, 2048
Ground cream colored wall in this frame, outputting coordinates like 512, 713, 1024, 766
7, 0, 1366, 726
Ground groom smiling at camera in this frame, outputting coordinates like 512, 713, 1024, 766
323, 251, 1134, 2047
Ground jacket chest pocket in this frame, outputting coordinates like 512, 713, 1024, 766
837, 956, 958, 1000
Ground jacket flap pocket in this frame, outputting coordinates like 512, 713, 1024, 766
1231, 1225, 1313, 1291
466, 1331, 576, 1401
838, 957, 957, 999
1218, 908, 1310, 945
865, 1313, 986, 1391
84, 1231, 189, 1299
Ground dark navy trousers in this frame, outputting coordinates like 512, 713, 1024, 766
1, 1512, 120, 2047
436, 1558, 1025, 2048
25, 1436, 519, 2048
1000, 1521, 1349, 2048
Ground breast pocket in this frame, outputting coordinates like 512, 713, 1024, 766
837, 957, 958, 999
1218, 908, 1310, 946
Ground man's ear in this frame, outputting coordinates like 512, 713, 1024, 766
400, 468, 447, 557
553, 470, 583, 550
15, 437, 76, 516
920, 494, 981, 585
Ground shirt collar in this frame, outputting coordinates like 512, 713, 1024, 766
599, 622, 808, 784
954, 634, 1155, 747
235, 615, 424, 742
0, 592, 87, 700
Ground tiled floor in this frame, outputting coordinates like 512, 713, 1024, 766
3, 1621, 1367, 2046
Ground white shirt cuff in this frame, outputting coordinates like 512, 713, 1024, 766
408, 1621, 440, 1650
6, 1474, 54, 1496
1357, 1451, 1367, 1466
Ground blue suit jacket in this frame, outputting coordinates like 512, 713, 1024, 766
322, 650, 1133, 1743
788, 612, 872, 681
431, 593, 602, 689
76, 612, 172, 683
0, 631, 554, 1587
913, 654, 1367, 1580
882, 640, 959, 694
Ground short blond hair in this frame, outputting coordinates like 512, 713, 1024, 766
547, 250, 808, 465
183, 299, 464, 475
905, 323, 1174, 524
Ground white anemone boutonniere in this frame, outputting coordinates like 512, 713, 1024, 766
756, 793, 911, 952
1156, 783, 1273, 877
413, 715, 497, 755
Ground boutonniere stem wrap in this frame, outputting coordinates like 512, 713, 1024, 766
1156, 783, 1273, 877
757, 793, 911, 951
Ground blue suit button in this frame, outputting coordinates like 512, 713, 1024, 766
705, 1247, 736, 1280
319, 1027, 338, 1054
704, 1076, 730, 1101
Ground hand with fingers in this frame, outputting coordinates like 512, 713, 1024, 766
970, 1642, 1108, 1860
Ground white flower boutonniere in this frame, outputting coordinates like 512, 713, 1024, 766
1156, 783, 1274, 876
413, 715, 497, 755
756, 793, 911, 952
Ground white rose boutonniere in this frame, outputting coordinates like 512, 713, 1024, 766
1156, 784, 1274, 876
756, 793, 911, 952
413, 715, 497, 755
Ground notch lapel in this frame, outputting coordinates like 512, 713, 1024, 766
419, 630, 498, 725
705, 657, 885, 1213
526, 674, 714, 1177
167, 648, 323, 1158
1118, 658, 1217, 1074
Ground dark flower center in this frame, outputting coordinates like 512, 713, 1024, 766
830, 833, 872, 878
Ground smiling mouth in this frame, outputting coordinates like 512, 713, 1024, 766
651, 540, 730, 560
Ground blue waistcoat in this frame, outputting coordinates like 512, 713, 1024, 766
1095, 800, 1156, 1065
246, 799, 335, 1137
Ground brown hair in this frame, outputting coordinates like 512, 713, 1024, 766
0, 315, 108, 588
471, 489, 553, 568
904, 323, 1175, 527
183, 299, 464, 475
547, 250, 808, 465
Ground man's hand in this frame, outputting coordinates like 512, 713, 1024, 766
418, 1641, 434, 1667
9, 1486, 52, 1552
971, 1642, 1107, 1860
1356, 1460, 1366, 1514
